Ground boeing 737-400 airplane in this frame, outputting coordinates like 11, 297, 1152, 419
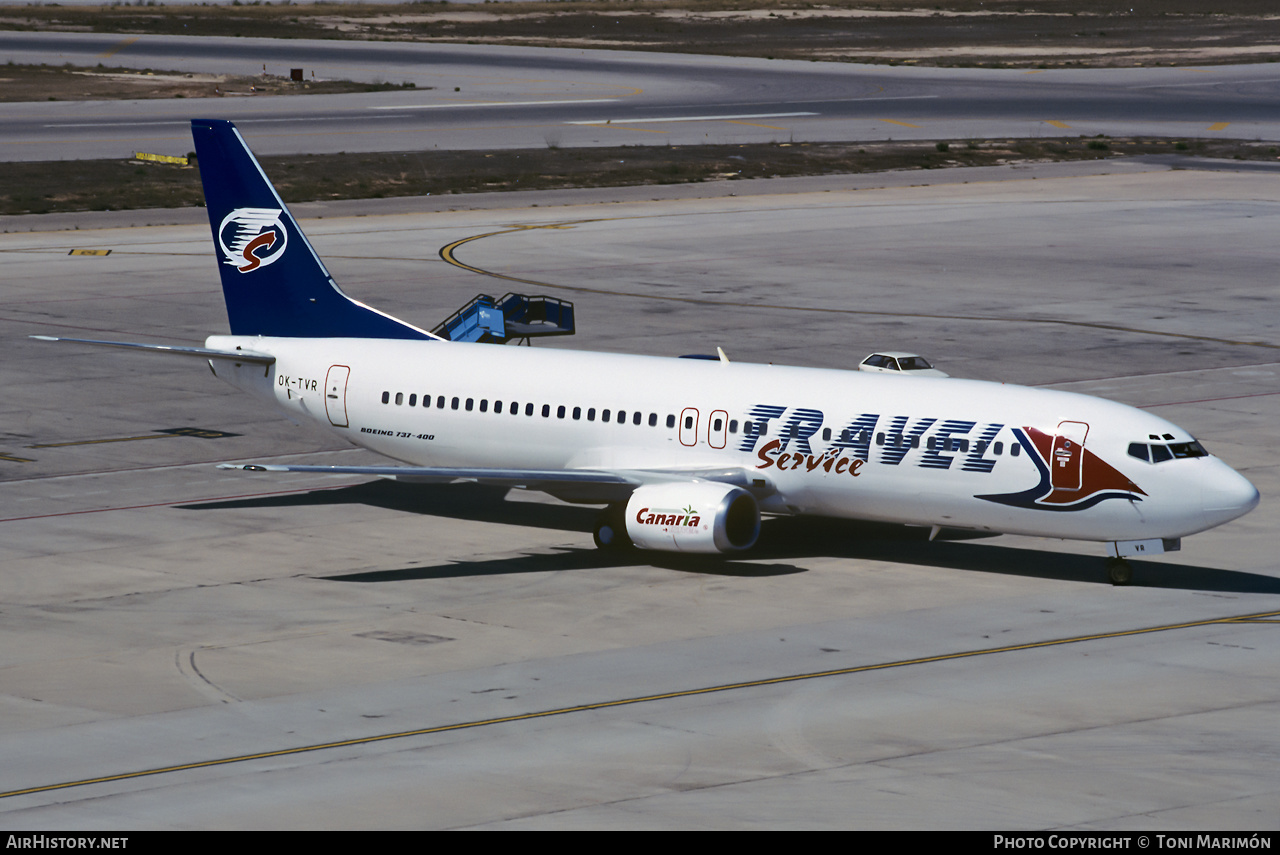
34, 120, 1260, 585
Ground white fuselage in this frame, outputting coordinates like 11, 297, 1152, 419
208, 335, 1259, 544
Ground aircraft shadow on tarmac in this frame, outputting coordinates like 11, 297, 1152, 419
180, 481, 1279, 593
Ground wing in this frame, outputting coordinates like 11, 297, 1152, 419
216, 463, 773, 504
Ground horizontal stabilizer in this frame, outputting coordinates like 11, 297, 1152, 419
31, 336, 275, 364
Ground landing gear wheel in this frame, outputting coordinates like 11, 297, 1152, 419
1106, 557, 1133, 587
593, 506, 632, 551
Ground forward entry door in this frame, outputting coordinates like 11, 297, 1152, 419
1050, 420, 1089, 491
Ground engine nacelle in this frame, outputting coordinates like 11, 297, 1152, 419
625, 482, 760, 554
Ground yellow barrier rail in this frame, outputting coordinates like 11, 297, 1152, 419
134, 152, 189, 166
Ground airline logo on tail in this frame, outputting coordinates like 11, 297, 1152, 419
219, 208, 289, 273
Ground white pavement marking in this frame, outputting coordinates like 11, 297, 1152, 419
568, 112, 817, 125
371, 99, 620, 110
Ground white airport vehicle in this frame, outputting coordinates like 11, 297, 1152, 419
33, 120, 1260, 586
858, 352, 949, 377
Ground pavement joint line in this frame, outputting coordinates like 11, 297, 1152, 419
3, 607, 1277, 802
1137, 391, 1280, 409
438, 224, 1280, 352
28, 432, 182, 449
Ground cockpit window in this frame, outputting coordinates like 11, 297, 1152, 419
1170, 441, 1207, 459
1129, 439, 1208, 464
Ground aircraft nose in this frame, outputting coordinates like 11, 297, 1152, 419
1202, 462, 1260, 527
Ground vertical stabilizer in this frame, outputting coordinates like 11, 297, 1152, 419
192, 119, 433, 340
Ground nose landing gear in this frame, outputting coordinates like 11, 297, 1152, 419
1106, 557, 1133, 586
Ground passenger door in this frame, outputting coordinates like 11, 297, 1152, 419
325, 365, 351, 428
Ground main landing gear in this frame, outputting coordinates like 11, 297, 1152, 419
593, 505, 632, 551
1105, 557, 1133, 587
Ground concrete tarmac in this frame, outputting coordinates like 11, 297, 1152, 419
0, 161, 1276, 828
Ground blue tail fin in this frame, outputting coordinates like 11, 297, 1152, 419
192, 119, 432, 340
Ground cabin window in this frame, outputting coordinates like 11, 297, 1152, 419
557, 405, 566, 419
667, 414, 676, 428
649, 413, 658, 427
684, 415, 694, 430
714, 418, 723, 432
451, 397, 460, 410
437, 396, 446, 409
602, 409, 611, 423
994, 442, 1003, 455
527, 403, 534, 416
976, 440, 987, 454
634, 412, 642, 426
408, 394, 417, 407
587, 408, 596, 422
1011, 443, 1020, 457
381, 391, 390, 404
821, 427, 831, 442
479, 400, 488, 413
465, 398, 474, 412
573, 407, 582, 420
395, 393, 404, 406
729, 420, 738, 433
909, 435, 920, 449
613, 410, 622, 423
953, 438, 968, 453
511, 402, 519, 416
494, 400, 503, 414
542, 404, 550, 417
876, 432, 885, 446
